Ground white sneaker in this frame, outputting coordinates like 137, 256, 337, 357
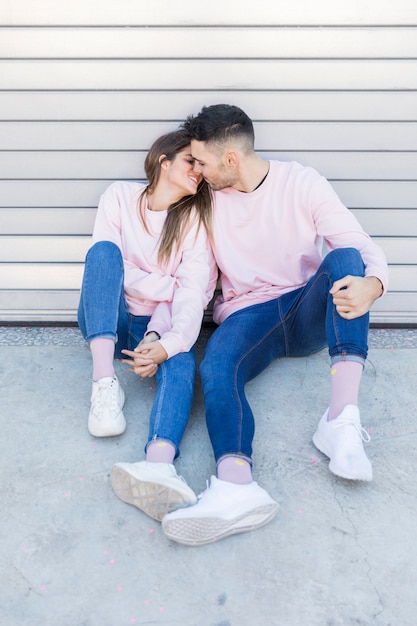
111, 461, 197, 522
88, 376, 126, 437
162, 476, 279, 546
313, 405, 372, 481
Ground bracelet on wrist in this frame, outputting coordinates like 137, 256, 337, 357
145, 331, 161, 340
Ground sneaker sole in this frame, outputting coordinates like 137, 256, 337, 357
312, 431, 372, 482
162, 503, 279, 546
88, 412, 126, 437
111, 466, 195, 522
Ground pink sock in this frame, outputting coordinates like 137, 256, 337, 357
217, 456, 252, 484
328, 361, 363, 420
146, 440, 176, 464
90, 338, 115, 381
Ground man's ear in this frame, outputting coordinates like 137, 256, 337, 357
225, 150, 238, 168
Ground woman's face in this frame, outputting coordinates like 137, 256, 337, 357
163, 147, 202, 197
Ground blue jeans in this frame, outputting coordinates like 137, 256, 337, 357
78, 241, 196, 457
200, 248, 369, 464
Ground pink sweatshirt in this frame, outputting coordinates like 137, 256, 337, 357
92, 181, 218, 357
211, 160, 389, 325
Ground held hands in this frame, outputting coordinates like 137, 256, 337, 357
121, 332, 168, 378
330, 275, 383, 320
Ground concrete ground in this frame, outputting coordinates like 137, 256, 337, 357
1, 326, 417, 626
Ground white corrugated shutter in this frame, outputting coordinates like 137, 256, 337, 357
1, 0, 416, 323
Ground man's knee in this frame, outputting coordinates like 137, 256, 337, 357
200, 348, 218, 385
325, 247, 365, 276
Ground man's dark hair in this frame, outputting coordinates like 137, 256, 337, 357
181, 104, 255, 148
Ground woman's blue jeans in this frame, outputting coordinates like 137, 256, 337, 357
77, 241, 196, 457
200, 247, 369, 465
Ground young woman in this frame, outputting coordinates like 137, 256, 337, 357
77, 130, 217, 521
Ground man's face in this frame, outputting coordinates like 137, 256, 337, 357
191, 140, 238, 191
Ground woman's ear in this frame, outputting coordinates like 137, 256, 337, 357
159, 154, 169, 169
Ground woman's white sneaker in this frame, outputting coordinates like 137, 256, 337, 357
312, 404, 372, 481
162, 476, 279, 546
111, 461, 197, 521
88, 376, 126, 437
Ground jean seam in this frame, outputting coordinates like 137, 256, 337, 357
281, 267, 348, 356
151, 361, 167, 437
232, 315, 284, 454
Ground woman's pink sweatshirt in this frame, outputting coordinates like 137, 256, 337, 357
91, 181, 217, 358
211, 160, 389, 325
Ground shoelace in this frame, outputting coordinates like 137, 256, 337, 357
95, 380, 118, 409
196, 479, 211, 501
333, 416, 371, 443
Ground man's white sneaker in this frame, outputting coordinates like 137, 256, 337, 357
162, 476, 279, 546
111, 461, 197, 522
88, 376, 126, 437
312, 404, 372, 481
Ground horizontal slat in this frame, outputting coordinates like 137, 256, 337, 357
2, 291, 415, 313
2, 60, 417, 90
1, 0, 416, 26
0, 122, 173, 149
0, 289, 79, 311
2, 91, 417, 122
0, 236, 90, 262
0, 208, 96, 235
1, 208, 414, 238
385, 266, 417, 291
1, 286, 417, 325
2, 151, 417, 181
0, 234, 414, 264
0, 309, 414, 324
0, 311, 78, 322
1, 291, 416, 325
352, 210, 417, 236
0, 263, 414, 292
374, 238, 417, 264
0, 181, 111, 207
2, 122, 416, 150
0, 264, 84, 289
371, 292, 417, 313
1, 180, 416, 209
2, 27, 417, 59
334, 181, 417, 209
371, 291, 417, 325
0, 152, 144, 180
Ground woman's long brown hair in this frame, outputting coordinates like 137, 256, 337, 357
137, 130, 212, 265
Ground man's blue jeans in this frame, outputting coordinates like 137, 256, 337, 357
200, 247, 369, 465
77, 241, 196, 457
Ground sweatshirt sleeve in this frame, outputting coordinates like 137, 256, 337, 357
146, 301, 172, 339
156, 223, 218, 359
91, 183, 177, 302
309, 174, 389, 293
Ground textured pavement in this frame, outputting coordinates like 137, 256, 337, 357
1, 326, 417, 626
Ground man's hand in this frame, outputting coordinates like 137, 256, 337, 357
141, 331, 160, 345
330, 275, 383, 320
122, 336, 168, 378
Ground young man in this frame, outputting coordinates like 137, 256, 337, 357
162, 104, 389, 546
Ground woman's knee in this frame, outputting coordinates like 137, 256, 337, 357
85, 240, 122, 264
161, 351, 196, 386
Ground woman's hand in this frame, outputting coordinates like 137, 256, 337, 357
122, 336, 168, 378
